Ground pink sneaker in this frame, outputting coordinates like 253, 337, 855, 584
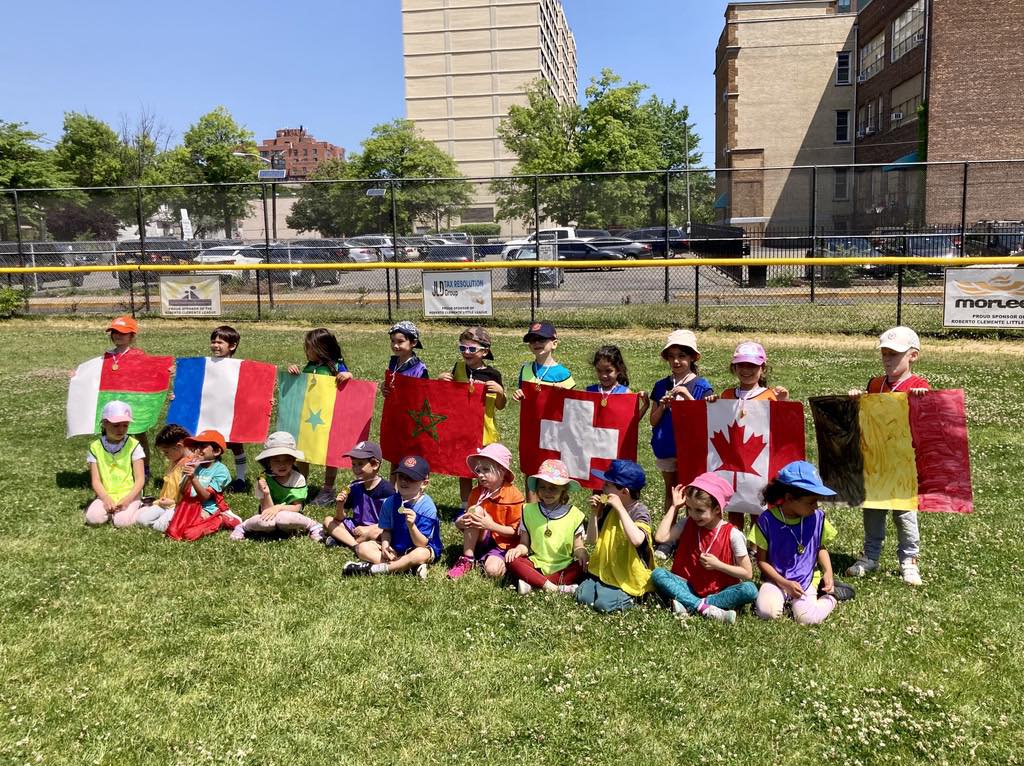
229, 526, 246, 542
447, 555, 476, 579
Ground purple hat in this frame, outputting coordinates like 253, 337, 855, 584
732, 341, 767, 366
686, 472, 734, 513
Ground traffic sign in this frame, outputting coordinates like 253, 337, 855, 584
258, 169, 287, 180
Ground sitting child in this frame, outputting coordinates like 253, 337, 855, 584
650, 472, 757, 624
136, 424, 193, 532
324, 441, 394, 549
505, 459, 587, 595
84, 400, 146, 527
230, 432, 323, 542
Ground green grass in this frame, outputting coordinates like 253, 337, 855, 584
1, 318, 1022, 765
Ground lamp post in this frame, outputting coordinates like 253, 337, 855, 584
232, 151, 284, 241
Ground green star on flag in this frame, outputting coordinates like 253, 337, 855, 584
407, 398, 447, 441
305, 408, 326, 431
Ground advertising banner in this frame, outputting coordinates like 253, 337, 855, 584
943, 268, 1024, 328
159, 275, 222, 317
422, 270, 492, 317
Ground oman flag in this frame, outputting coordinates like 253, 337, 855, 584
380, 374, 486, 478
67, 352, 173, 437
166, 357, 277, 443
276, 372, 377, 468
674, 400, 806, 515
519, 386, 641, 490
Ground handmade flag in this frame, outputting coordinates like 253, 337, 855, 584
674, 400, 806, 515
166, 357, 277, 443
276, 372, 377, 468
810, 390, 972, 513
519, 386, 641, 490
67, 352, 173, 437
380, 374, 486, 478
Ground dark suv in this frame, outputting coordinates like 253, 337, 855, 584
115, 238, 202, 287
0, 241, 83, 287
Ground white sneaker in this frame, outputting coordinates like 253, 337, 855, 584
670, 599, 687, 615
846, 557, 879, 577
900, 559, 923, 586
517, 580, 533, 595
557, 584, 578, 595
415, 563, 429, 580
310, 488, 336, 507
701, 604, 737, 625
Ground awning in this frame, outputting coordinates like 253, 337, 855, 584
882, 151, 920, 172
714, 192, 730, 209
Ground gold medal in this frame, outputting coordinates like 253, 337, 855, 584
469, 382, 475, 394
600, 398, 607, 408
112, 363, 119, 371
544, 527, 553, 538
797, 544, 806, 554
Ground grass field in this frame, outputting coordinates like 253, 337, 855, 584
1, 318, 1022, 765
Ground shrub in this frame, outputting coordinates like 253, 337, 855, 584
0, 286, 29, 318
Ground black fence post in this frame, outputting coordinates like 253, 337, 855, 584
664, 170, 670, 304
693, 264, 700, 329
135, 186, 150, 313
532, 175, 540, 321
128, 271, 136, 317
809, 167, 817, 304
959, 162, 969, 257
391, 181, 401, 309
896, 265, 904, 325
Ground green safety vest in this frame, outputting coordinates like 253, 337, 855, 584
89, 436, 140, 503
523, 502, 584, 575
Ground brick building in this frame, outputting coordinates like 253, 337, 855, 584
258, 127, 344, 181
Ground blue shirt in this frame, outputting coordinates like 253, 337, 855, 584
195, 461, 231, 514
585, 383, 629, 394
649, 375, 713, 458
518, 361, 574, 388
378, 493, 442, 558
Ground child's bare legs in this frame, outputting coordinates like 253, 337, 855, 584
324, 517, 382, 548
480, 550, 506, 579
661, 470, 676, 514
728, 511, 747, 532
458, 477, 474, 506
322, 466, 337, 490
353, 540, 431, 573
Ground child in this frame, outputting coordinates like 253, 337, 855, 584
576, 460, 655, 613
287, 328, 353, 506
136, 423, 193, 532
749, 461, 839, 625
448, 444, 524, 580
180, 429, 233, 517
343, 455, 441, 579
84, 400, 146, 527
230, 431, 324, 542
651, 472, 757, 624
845, 326, 929, 586
437, 326, 508, 506
104, 315, 152, 474
324, 441, 395, 549
510, 321, 575, 400
586, 345, 649, 418
649, 330, 713, 558
707, 341, 789, 530
209, 325, 249, 493
506, 459, 587, 595
383, 321, 429, 397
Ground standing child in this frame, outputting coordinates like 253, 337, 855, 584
438, 326, 508, 506
343, 456, 441, 579
324, 441, 395, 549
136, 424, 192, 532
287, 328, 353, 506
845, 326, 929, 586
84, 400, 146, 527
586, 345, 649, 418
447, 444, 524, 580
510, 321, 575, 400
506, 460, 587, 595
382, 321, 429, 397
750, 461, 839, 625
651, 473, 757, 624
649, 330, 713, 559
209, 325, 250, 493
576, 460, 655, 613
103, 315, 153, 475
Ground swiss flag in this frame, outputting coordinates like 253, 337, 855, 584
519, 386, 641, 490
673, 400, 806, 515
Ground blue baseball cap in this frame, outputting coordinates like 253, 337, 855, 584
775, 461, 836, 496
394, 454, 430, 481
592, 459, 646, 491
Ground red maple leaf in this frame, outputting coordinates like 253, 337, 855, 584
710, 421, 767, 477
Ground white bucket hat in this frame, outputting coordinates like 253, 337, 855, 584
256, 431, 305, 463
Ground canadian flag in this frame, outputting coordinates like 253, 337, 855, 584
673, 400, 806, 515
519, 386, 641, 490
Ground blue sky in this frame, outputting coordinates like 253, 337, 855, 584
2, 0, 731, 165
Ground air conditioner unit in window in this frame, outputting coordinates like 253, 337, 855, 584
891, 111, 904, 121
857, 72, 867, 83
866, 127, 876, 135
856, 129, 865, 139
913, 33, 924, 44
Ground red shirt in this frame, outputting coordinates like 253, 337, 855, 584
866, 374, 930, 393
671, 519, 741, 598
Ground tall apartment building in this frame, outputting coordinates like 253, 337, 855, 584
401, 0, 577, 224
258, 127, 345, 182
714, 1, 858, 231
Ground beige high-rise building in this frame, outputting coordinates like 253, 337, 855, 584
402, 0, 577, 223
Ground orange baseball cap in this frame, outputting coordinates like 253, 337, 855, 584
107, 315, 139, 334
183, 429, 227, 452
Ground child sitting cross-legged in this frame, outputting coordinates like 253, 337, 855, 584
84, 400, 146, 527
323, 441, 394, 549
136, 423, 193, 532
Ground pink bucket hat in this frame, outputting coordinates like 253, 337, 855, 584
466, 443, 515, 484
686, 472, 734, 513
527, 458, 581, 493
731, 341, 767, 366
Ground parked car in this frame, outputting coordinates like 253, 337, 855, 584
905, 234, 959, 276
504, 245, 563, 290
265, 243, 345, 288
347, 235, 396, 261
115, 238, 203, 287
584, 236, 653, 258
193, 245, 265, 280
619, 227, 691, 257
435, 231, 470, 242
0, 241, 83, 287
421, 238, 475, 262
341, 239, 383, 265
809, 236, 890, 278
966, 222, 1024, 257
499, 227, 610, 258
394, 236, 425, 261
553, 241, 627, 268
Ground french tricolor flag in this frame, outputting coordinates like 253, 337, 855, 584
166, 357, 277, 443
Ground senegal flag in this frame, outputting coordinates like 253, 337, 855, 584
810, 390, 973, 513
276, 372, 376, 468
67, 351, 173, 437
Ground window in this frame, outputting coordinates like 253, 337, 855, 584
834, 168, 849, 201
890, 74, 923, 128
857, 105, 868, 136
892, 1, 925, 62
837, 0, 852, 12
836, 110, 851, 143
836, 51, 852, 85
859, 32, 885, 81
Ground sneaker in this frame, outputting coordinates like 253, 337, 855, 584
900, 559, 923, 586
670, 599, 687, 616
415, 563, 429, 580
821, 580, 856, 601
310, 488, 337, 507
447, 554, 476, 579
700, 604, 737, 625
226, 478, 249, 493
517, 580, 533, 595
308, 523, 325, 543
324, 535, 340, 548
342, 561, 372, 577
556, 583, 578, 595
229, 526, 246, 542
845, 557, 879, 577
653, 542, 674, 561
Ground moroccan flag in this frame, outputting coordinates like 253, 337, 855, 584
380, 374, 486, 478
518, 386, 641, 490
67, 352, 173, 437
674, 400, 806, 515
166, 357, 277, 443
276, 372, 377, 468
810, 390, 972, 513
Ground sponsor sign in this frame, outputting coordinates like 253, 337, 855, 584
180, 209, 194, 240
421, 270, 492, 317
160, 275, 222, 317
943, 268, 1024, 328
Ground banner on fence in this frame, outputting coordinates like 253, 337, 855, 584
421, 270, 492, 317
943, 268, 1024, 328
160, 275, 221, 317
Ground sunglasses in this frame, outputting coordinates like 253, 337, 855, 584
458, 344, 488, 354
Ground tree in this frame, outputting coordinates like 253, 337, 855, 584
0, 121, 68, 240
288, 120, 473, 237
